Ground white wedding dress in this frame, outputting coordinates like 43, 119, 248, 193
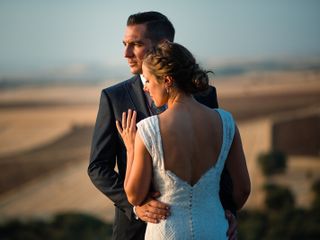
136, 109, 235, 240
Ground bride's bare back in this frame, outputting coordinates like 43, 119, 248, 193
159, 98, 223, 186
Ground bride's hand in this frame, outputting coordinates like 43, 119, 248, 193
116, 109, 137, 151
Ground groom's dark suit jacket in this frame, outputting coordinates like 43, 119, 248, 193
88, 75, 235, 240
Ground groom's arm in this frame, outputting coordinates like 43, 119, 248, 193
88, 89, 134, 220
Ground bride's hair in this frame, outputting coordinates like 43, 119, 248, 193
143, 41, 211, 94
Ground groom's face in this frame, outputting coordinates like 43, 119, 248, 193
123, 24, 153, 74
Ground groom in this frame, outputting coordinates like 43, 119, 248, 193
88, 11, 237, 240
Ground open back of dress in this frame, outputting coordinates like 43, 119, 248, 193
137, 109, 235, 240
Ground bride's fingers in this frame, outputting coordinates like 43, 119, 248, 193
122, 112, 126, 129
127, 109, 132, 129
130, 111, 137, 130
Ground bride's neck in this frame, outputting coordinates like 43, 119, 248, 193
167, 92, 193, 109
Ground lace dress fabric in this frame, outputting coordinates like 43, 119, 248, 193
136, 109, 235, 240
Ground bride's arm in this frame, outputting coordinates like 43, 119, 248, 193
124, 133, 152, 206
116, 109, 152, 206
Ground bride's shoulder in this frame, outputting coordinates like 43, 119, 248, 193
137, 115, 158, 128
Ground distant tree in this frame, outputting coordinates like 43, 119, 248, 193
258, 150, 287, 176
311, 178, 320, 195
264, 208, 319, 240
238, 210, 268, 240
236, 180, 320, 240
238, 208, 320, 240
264, 183, 295, 211
311, 179, 320, 213
0, 212, 112, 240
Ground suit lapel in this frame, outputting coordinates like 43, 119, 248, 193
125, 75, 151, 121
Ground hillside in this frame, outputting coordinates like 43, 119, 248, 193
0, 125, 93, 195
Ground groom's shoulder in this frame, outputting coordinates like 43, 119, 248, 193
103, 75, 139, 94
193, 85, 218, 108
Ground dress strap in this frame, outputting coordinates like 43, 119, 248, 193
214, 109, 236, 172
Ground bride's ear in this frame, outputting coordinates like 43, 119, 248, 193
164, 75, 174, 88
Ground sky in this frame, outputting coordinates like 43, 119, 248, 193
0, 0, 320, 78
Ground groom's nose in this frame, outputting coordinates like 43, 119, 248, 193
124, 45, 134, 58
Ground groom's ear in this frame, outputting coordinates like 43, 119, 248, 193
164, 75, 174, 88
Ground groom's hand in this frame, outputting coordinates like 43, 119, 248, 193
225, 209, 238, 240
135, 192, 170, 223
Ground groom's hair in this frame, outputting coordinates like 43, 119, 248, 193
127, 11, 175, 43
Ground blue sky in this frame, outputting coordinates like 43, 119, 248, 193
0, 0, 320, 77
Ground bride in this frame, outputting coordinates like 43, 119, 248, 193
116, 41, 250, 239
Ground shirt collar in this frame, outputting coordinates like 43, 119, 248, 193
140, 74, 146, 85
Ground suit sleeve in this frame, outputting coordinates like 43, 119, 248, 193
88, 90, 133, 220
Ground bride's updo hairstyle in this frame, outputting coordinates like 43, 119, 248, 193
143, 41, 210, 94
